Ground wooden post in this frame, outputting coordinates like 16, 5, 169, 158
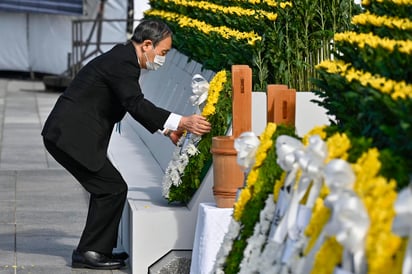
231, 65, 252, 138
267, 84, 296, 126
267, 84, 288, 123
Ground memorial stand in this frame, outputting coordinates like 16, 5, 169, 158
211, 65, 252, 208
211, 66, 297, 208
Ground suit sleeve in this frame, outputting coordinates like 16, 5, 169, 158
105, 52, 171, 133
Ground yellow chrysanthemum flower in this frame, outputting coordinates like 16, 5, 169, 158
233, 123, 277, 220
304, 197, 331, 254
201, 70, 227, 117
317, 60, 412, 100
352, 12, 412, 31
351, 149, 403, 274
233, 187, 251, 221
311, 237, 343, 274
326, 132, 351, 161
273, 172, 286, 202
145, 10, 262, 45
334, 31, 412, 55
302, 125, 327, 146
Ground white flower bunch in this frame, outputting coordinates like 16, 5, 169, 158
162, 133, 201, 198
239, 195, 277, 274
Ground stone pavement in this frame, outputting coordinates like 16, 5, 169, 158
0, 78, 131, 274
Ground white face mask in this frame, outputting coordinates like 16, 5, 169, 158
144, 46, 166, 71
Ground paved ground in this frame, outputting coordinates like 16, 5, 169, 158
0, 78, 131, 274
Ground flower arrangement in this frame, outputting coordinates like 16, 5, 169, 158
300, 126, 406, 273
162, 70, 233, 203
213, 122, 297, 274
352, 148, 403, 274
144, 0, 357, 91
214, 124, 408, 273
233, 123, 278, 221
304, 129, 407, 274
144, 10, 262, 46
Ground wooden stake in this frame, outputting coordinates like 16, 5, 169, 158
267, 84, 288, 123
231, 65, 252, 138
267, 84, 296, 126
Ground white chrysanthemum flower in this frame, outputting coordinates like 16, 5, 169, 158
177, 162, 187, 174
161, 177, 172, 198
239, 195, 277, 274
171, 151, 181, 161
186, 143, 200, 156
170, 169, 182, 186
180, 153, 189, 166
161, 130, 203, 198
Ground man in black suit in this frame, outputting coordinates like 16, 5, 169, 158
41, 19, 211, 270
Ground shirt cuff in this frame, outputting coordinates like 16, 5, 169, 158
163, 113, 182, 131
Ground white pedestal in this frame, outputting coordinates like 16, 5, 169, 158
295, 92, 331, 136
190, 203, 233, 274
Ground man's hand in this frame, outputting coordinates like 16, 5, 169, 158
179, 114, 211, 136
169, 129, 184, 145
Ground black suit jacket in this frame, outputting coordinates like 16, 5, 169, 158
42, 42, 171, 171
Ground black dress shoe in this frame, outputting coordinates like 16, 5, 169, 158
72, 250, 125, 270
111, 252, 129, 260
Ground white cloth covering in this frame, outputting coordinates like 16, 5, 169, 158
190, 203, 233, 274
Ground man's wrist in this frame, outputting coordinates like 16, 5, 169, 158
164, 113, 182, 131
178, 116, 186, 130
163, 128, 172, 137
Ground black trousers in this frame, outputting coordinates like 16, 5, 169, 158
43, 138, 128, 254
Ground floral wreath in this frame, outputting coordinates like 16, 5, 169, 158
213, 124, 407, 274
162, 70, 232, 203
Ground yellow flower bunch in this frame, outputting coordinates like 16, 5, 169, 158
302, 125, 327, 146
278, 1, 292, 8
394, 240, 409, 273
334, 31, 412, 55
317, 60, 412, 100
254, 124, 276, 167
162, 0, 278, 21
303, 130, 348, 255
227, 0, 293, 9
311, 236, 343, 274
352, 148, 403, 274
233, 123, 277, 221
352, 11, 412, 31
362, 0, 412, 5
201, 70, 227, 117
145, 9, 262, 45
233, 187, 251, 221
304, 197, 331, 254
273, 172, 286, 202
325, 132, 351, 161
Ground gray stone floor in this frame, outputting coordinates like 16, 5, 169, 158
0, 78, 131, 274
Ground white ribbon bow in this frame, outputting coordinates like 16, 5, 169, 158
180, 74, 209, 152
300, 159, 358, 273
189, 74, 209, 109
298, 135, 328, 208
276, 135, 305, 188
234, 132, 260, 173
324, 159, 356, 194
324, 190, 369, 274
392, 184, 412, 274
273, 135, 327, 243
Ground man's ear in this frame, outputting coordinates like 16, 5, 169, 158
142, 40, 153, 51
